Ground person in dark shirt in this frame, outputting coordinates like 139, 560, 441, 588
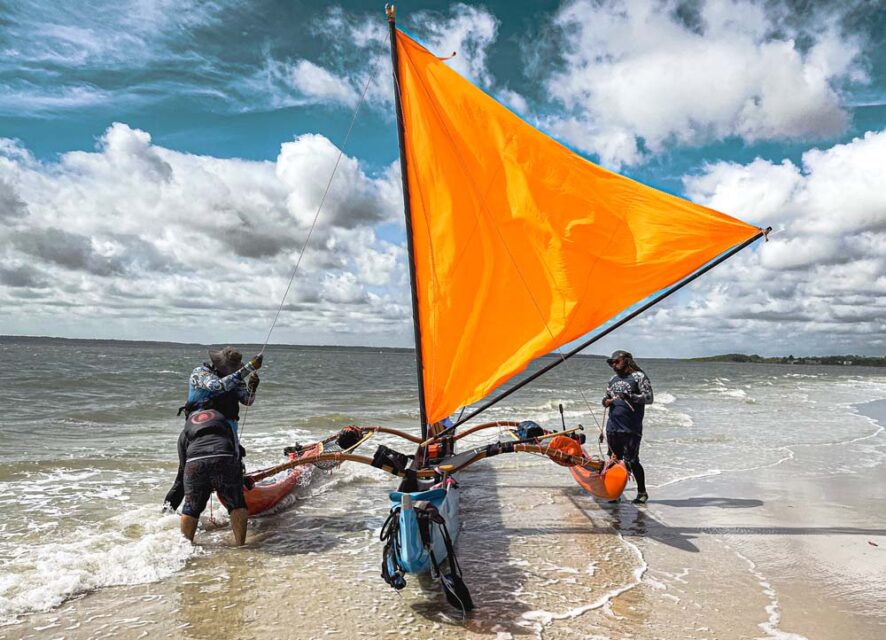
601, 350, 653, 504
164, 347, 262, 545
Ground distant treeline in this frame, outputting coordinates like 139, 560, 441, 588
690, 354, 886, 367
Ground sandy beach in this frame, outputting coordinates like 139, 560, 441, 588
6, 398, 885, 640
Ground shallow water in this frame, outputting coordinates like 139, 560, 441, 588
1, 337, 885, 638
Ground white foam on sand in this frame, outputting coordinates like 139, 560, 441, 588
519, 530, 648, 629
729, 546, 810, 640
0, 507, 198, 626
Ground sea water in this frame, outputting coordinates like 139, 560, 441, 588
0, 337, 884, 638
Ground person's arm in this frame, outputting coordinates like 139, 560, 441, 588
602, 378, 615, 407
163, 431, 188, 511
238, 372, 259, 405
191, 356, 263, 397
626, 372, 654, 405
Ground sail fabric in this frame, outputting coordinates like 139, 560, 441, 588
394, 30, 761, 424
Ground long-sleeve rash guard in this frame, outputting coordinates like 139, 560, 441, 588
187, 363, 258, 434
603, 370, 654, 436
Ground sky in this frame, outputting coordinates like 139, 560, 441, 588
0, 0, 884, 358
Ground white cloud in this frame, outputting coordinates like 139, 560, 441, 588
0, 85, 111, 115
537, 0, 868, 166
287, 60, 360, 107
276, 134, 397, 230
621, 129, 886, 355
254, 4, 502, 112
414, 4, 499, 87
0, 1, 237, 114
0, 123, 412, 344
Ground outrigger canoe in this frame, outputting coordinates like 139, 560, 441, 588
233, 4, 768, 611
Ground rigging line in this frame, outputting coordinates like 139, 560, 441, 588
259, 69, 381, 355
238, 39, 384, 438
397, 39, 603, 426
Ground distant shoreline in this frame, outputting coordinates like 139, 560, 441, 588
0, 334, 412, 353
690, 353, 886, 367
2, 335, 884, 365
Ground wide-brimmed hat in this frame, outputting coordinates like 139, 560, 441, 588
208, 346, 243, 376
606, 350, 633, 366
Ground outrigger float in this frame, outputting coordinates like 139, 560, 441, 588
237, 4, 768, 612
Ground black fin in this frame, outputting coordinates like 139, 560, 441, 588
441, 572, 474, 612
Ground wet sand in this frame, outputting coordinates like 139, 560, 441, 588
6, 401, 886, 639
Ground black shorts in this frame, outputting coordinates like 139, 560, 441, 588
182, 456, 246, 517
606, 431, 642, 465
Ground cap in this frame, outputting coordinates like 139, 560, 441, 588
606, 350, 632, 366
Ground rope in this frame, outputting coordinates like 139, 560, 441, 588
597, 407, 607, 458
237, 38, 384, 439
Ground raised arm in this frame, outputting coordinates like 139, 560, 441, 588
191, 356, 263, 397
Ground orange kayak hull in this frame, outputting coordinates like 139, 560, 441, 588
570, 455, 629, 501
219, 445, 318, 517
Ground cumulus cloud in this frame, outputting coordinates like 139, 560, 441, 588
0, 123, 412, 343
0, 178, 28, 221
618, 129, 886, 356
534, 0, 869, 166
276, 134, 397, 229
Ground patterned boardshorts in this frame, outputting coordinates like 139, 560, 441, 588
182, 456, 246, 517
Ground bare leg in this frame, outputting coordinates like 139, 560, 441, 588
180, 514, 198, 542
230, 508, 248, 546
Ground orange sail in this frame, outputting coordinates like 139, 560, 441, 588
394, 30, 761, 424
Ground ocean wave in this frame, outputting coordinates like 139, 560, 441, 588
0, 508, 197, 626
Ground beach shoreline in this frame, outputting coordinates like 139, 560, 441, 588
8, 421, 886, 640
3, 345, 885, 640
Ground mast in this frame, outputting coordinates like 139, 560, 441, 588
449, 227, 771, 429
387, 4, 430, 439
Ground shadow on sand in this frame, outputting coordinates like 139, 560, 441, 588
564, 489, 886, 553
408, 465, 536, 635
649, 497, 763, 508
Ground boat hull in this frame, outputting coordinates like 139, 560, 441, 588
219, 446, 316, 517
389, 483, 459, 575
570, 453, 629, 500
